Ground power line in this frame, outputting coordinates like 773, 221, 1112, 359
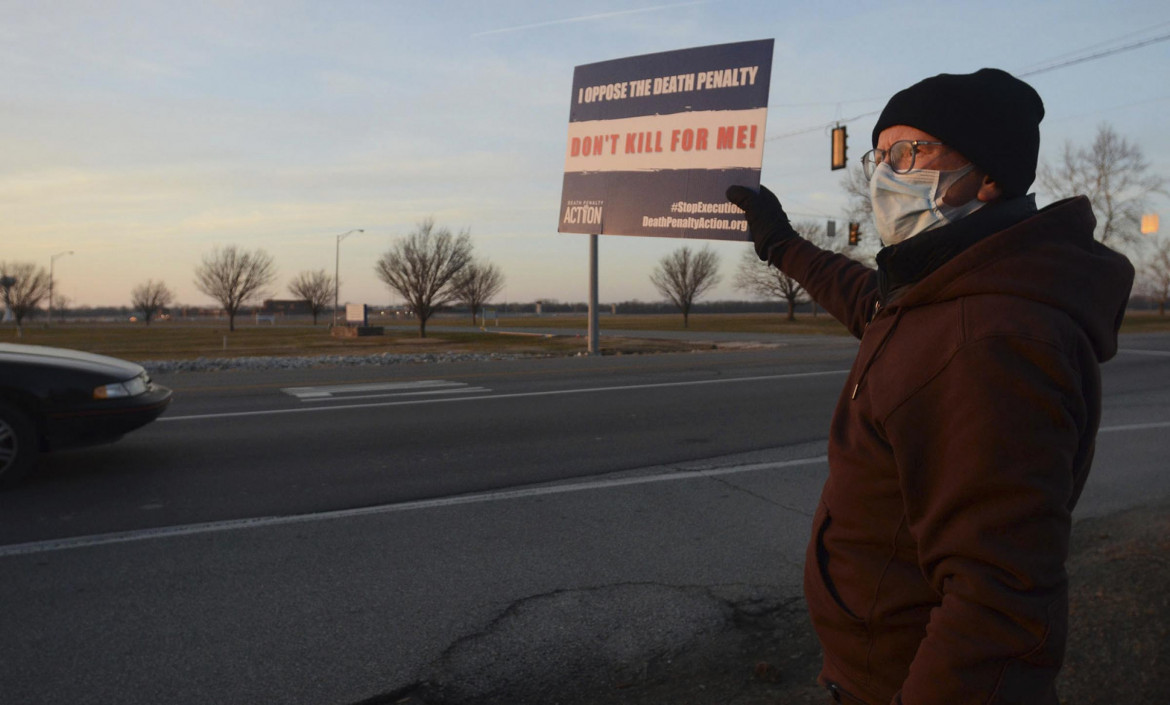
1046, 93, 1170, 124
764, 25, 1170, 142
765, 110, 880, 142
1014, 20, 1170, 72
1018, 32, 1170, 77
769, 96, 887, 108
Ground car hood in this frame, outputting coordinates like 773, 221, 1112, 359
0, 343, 145, 379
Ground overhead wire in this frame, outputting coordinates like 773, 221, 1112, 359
1046, 93, 1170, 124
1014, 20, 1170, 73
1018, 32, 1170, 77
761, 24, 1170, 225
764, 24, 1170, 142
765, 109, 880, 142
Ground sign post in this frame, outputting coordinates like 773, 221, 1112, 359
589, 234, 599, 354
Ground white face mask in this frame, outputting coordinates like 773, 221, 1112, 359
869, 162, 986, 246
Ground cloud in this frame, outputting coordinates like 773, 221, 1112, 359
471, 1, 708, 37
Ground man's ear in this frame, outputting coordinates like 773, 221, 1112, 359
977, 175, 1004, 202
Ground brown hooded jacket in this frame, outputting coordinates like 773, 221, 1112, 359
768, 195, 1134, 704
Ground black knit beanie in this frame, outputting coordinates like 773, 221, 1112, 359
872, 68, 1045, 197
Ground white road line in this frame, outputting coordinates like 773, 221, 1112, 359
298, 387, 493, 402
1099, 421, 1170, 433
5, 419, 1163, 558
282, 380, 469, 398
159, 370, 850, 422
1118, 348, 1170, 357
0, 456, 828, 557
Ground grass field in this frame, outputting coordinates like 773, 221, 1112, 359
454, 312, 852, 336
0, 318, 711, 361
3, 310, 1166, 362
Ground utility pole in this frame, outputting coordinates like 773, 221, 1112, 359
333, 229, 363, 327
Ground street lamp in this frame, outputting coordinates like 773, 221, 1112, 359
333, 229, 363, 327
49, 250, 74, 325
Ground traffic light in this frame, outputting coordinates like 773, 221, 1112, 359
831, 126, 847, 171
848, 222, 860, 246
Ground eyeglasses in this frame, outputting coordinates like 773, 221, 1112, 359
861, 140, 947, 179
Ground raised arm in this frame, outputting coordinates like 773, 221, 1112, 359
727, 185, 879, 337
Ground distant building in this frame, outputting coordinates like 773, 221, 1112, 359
261, 299, 314, 316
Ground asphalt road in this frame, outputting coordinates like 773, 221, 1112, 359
0, 337, 861, 545
1, 333, 1167, 704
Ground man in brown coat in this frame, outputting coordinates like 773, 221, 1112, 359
728, 68, 1134, 704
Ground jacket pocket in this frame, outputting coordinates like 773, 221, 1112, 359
813, 502, 865, 624
826, 681, 872, 705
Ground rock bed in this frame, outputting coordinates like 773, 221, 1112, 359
139, 351, 544, 374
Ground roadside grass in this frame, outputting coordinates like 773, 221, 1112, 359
413, 310, 1170, 336
1117, 310, 1170, 333
447, 312, 853, 336
3, 310, 1165, 362
0, 320, 709, 361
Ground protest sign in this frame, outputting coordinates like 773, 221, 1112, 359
559, 39, 773, 240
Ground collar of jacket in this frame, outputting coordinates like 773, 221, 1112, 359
875, 195, 1038, 305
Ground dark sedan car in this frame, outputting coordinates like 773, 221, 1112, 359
0, 343, 172, 488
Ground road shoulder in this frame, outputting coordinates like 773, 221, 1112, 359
393, 495, 1170, 705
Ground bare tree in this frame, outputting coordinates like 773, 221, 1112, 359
804, 221, 850, 316
0, 261, 51, 333
288, 269, 335, 325
649, 245, 721, 328
130, 280, 175, 325
452, 260, 505, 326
193, 245, 277, 331
734, 222, 829, 321
840, 164, 874, 230
52, 293, 72, 322
1143, 234, 1170, 316
374, 219, 473, 338
1038, 123, 1167, 248
837, 164, 882, 263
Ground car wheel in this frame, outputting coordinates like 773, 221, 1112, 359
0, 400, 38, 489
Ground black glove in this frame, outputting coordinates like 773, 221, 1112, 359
726, 184, 798, 261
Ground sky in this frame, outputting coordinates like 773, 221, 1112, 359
3, 0, 1169, 309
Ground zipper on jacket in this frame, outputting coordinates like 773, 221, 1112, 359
861, 298, 884, 399
862, 299, 882, 335
852, 304, 901, 400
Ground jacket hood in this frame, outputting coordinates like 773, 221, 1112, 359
894, 196, 1134, 362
